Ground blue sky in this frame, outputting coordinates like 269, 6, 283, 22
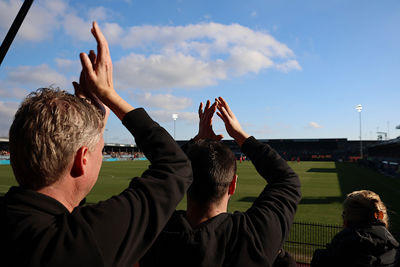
1, 0, 399, 144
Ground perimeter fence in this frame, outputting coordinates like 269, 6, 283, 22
283, 221, 343, 266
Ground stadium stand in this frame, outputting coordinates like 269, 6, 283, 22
0, 138, 10, 164
0, 138, 9, 152
1, 138, 382, 163
177, 138, 380, 162
366, 137, 400, 177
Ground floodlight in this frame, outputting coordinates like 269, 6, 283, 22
355, 104, 363, 158
172, 114, 178, 139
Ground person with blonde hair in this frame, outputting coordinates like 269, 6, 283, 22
311, 190, 399, 267
343, 190, 389, 229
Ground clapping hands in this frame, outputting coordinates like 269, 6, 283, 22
194, 97, 249, 146
75, 21, 134, 121
193, 100, 224, 141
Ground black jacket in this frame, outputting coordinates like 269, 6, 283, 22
311, 224, 400, 267
140, 136, 301, 267
0, 108, 192, 267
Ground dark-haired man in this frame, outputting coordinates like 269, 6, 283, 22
0, 22, 192, 267
140, 97, 301, 267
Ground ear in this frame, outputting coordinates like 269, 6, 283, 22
228, 175, 237, 196
71, 146, 89, 178
374, 211, 384, 220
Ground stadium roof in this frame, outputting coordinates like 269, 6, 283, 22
368, 137, 400, 148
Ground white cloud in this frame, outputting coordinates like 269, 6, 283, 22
42, 0, 67, 14
114, 52, 226, 90
275, 59, 302, 72
55, 58, 80, 73
0, 0, 103, 42
133, 93, 192, 110
0, 81, 29, 135
62, 5, 116, 41
0, 0, 66, 42
226, 47, 273, 75
0, 0, 21, 37
0, 102, 19, 116
0, 87, 28, 99
110, 22, 300, 89
117, 23, 295, 58
1, 2, 300, 91
88, 6, 108, 21
0, 101, 19, 137
177, 112, 198, 122
7, 64, 68, 88
103, 22, 125, 44
149, 110, 197, 123
62, 13, 92, 41
309, 122, 323, 129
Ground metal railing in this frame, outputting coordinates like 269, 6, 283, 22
283, 221, 343, 265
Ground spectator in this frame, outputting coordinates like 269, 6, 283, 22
311, 190, 400, 267
140, 97, 301, 267
0, 22, 192, 267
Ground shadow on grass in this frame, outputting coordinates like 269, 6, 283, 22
241, 196, 343, 205
300, 196, 342, 204
238, 196, 257, 202
335, 162, 400, 240
307, 168, 337, 173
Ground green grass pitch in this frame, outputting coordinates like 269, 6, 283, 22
1, 160, 400, 238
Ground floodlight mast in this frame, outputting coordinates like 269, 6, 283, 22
172, 114, 178, 140
356, 104, 363, 159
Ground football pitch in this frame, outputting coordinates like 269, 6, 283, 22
1, 160, 400, 238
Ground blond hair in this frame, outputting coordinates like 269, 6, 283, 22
9, 88, 104, 190
343, 190, 389, 228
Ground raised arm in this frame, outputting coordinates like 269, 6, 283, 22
216, 96, 301, 265
76, 21, 193, 266
79, 21, 133, 120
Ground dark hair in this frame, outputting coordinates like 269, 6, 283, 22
186, 139, 237, 204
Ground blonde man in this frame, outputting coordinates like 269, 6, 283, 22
311, 190, 400, 267
0, 22, 192, 267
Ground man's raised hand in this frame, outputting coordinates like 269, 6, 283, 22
79, 21, 133, 120
73, 49, 110, 126
79, 21, 114, 101
194, 100, 224, 141
216, 97, 249, 146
